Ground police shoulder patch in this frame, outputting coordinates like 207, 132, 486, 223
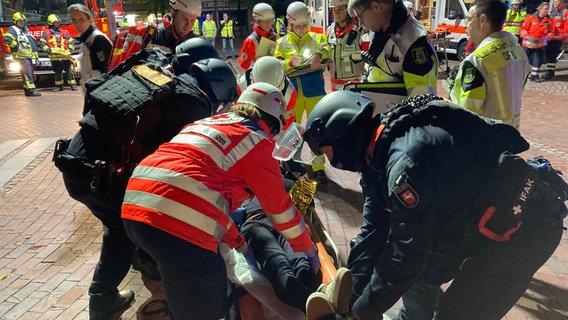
463, 67, 476, 84
411, 46, 428, 65
96, 51, 106, 62
393, 180, 419, 208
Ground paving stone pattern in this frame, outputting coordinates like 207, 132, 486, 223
0, 43, 567, 319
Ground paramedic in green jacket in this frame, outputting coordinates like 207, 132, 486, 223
450, 0, 530, 129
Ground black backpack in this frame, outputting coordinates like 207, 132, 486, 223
53, 48, 212, 195
374, 94, 567, 241
79, 48, 212, 163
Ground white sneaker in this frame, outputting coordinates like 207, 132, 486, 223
306, 292, 336, 320
317, 267, 352, 314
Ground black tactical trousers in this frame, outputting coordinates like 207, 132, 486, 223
241, 216, 318, 311
61, 130, 157, 297
63, 171, 135, 298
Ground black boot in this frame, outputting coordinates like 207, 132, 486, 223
89, 290, 135, 320
136, 273, 170, 320
24, 89, 42, 96
542, 71, 553, 80
53, 85, 63, 92
70, 85, 78, 91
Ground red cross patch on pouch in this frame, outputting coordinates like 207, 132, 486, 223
394, 180, 419, 208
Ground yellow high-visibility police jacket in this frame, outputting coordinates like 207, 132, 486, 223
450, 31, 530, 129
364, 16, 437, 97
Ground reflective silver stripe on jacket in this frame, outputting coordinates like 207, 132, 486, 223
265, 205, 298, 225
172, 126, 265, 172
124, 190, 227, 242
276, 215, 308, 239
130, 165, 230, 214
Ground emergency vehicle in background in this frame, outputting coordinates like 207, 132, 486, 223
422, 0, 471, 60
419, 0, 549, 60
0, 0, 123, 80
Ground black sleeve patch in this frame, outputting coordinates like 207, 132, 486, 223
402, 37, 436, 76
459, 60, 484, 92
90, 35, 112, 73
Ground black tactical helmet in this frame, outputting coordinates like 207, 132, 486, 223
190, 58, 238, 113
172, 37, 220, 75
303, 91, 375, 172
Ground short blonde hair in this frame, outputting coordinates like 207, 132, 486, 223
536, 1, 550, 10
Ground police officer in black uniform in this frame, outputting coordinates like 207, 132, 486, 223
54, 39, 237, 320
302, 91, 567, 320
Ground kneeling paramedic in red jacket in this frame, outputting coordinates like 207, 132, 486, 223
122, 82, 319, 320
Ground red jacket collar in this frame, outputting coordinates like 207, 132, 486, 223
254, 23, 275, 39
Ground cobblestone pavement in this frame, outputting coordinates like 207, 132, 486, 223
0, 45, 567, 319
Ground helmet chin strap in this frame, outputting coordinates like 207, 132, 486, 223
330, 144, 363, 172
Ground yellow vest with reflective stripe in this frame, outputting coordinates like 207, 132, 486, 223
221, 20, 234, 37
274, 31, 331, 74
450, 32, 530, 129
203, 20, 216, 38
193, 19, 201, 36
5, 26, 38, 59
503, 8, 526, 36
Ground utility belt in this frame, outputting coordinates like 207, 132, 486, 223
52, 139, 136, 196
476, 153, 568, 242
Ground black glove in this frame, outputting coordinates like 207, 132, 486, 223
45, 48, 51, 55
